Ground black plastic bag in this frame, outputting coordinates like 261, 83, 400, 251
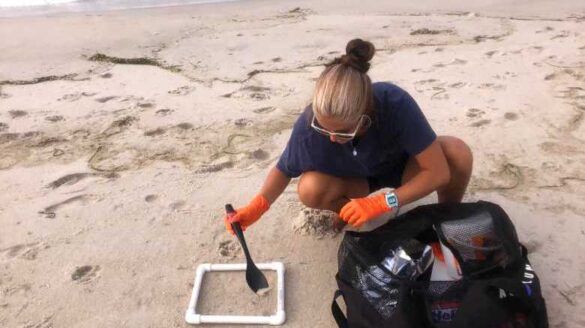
332, 201, 548, 328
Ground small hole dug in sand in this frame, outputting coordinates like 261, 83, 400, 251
292, 208, 343, 238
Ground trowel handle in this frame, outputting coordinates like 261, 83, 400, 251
225, 204, 236, 214
225, 204, 252, 260
225, 204, 238, 224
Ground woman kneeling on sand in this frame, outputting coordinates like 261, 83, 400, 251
224, 38, 473, 232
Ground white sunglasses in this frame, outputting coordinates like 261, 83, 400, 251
311, 114, 371, 141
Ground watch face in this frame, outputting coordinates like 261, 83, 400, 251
385, 193, 399, 208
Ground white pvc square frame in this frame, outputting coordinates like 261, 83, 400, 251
185, 262, 285, 325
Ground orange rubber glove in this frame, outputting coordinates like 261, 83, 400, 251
339, 193, 393, 227
224, 194, 270, 234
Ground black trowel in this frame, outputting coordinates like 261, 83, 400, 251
225, 204, 269, 293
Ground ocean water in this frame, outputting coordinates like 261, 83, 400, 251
0, 0, 237, 16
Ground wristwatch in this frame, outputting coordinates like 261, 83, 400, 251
384, 192, 400, 211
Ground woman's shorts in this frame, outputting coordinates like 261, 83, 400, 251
366, 161, 408, 192
367, 174, 403, 192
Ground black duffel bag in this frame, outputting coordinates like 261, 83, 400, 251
332, 201, 548, 328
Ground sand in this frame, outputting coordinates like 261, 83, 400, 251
1, 0, 584, 327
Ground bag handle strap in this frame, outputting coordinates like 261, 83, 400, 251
331, 290, 349, 328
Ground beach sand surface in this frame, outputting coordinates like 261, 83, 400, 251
1, 0, 584, 327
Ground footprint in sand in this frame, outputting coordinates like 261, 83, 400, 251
57, 92, 96, 102
485, 50, 499, 58
0, 242, 44, 261
195, 161, 234, 173
45, 115, 64, 122
410, 28, 453, 35
543, 72, 562, 81
144, 127, 166, 137
415, 79, 438, 85
470, 119, 491, 128
250, 149, 269, 160
23, 131, 41, 138
243, 86, 270, 92
33, 136, 67, 148
218, 240, 241, 258
18, 245, 45, 260
47, 173, 91, 189
234, 118, 253, 127
450, 59, 467, 65
137, 102, 154, 109
478, 83, 505, 90
504, 112, 519, 121
155, 108, 174, 116
168, 85, 195, 96
466, 108, 485, 118
53, 149, 65, 157
46, 172, 117, 189
0, 122, 8, 132
556, 86, 585, 100
223, 85, 271, 100
0, 132, 20, 144
71, 129, 91, 139
8, 110, 27, 119
39, 195, 91, 218
250, 93, 269, 101
175, 122, 194, 130
71, 265, 101, 283
101, 116, 137, 137
94, 96, 118, 103
253, 106, 276, 114
433, 58, 467, 68
450, 82, 466, 88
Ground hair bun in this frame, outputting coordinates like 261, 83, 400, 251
343, 39, 375, 73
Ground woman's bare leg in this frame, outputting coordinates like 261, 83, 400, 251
402, 136, 473, 203
297, 171, 369, 212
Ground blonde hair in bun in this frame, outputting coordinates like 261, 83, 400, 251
312, 39, 375, 123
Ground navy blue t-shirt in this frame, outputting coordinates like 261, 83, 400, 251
276, 82, 436, 183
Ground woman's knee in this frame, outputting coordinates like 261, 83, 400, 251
297, 171, 368, 209
438, 136, 473, 175
297, 172, 330, 208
